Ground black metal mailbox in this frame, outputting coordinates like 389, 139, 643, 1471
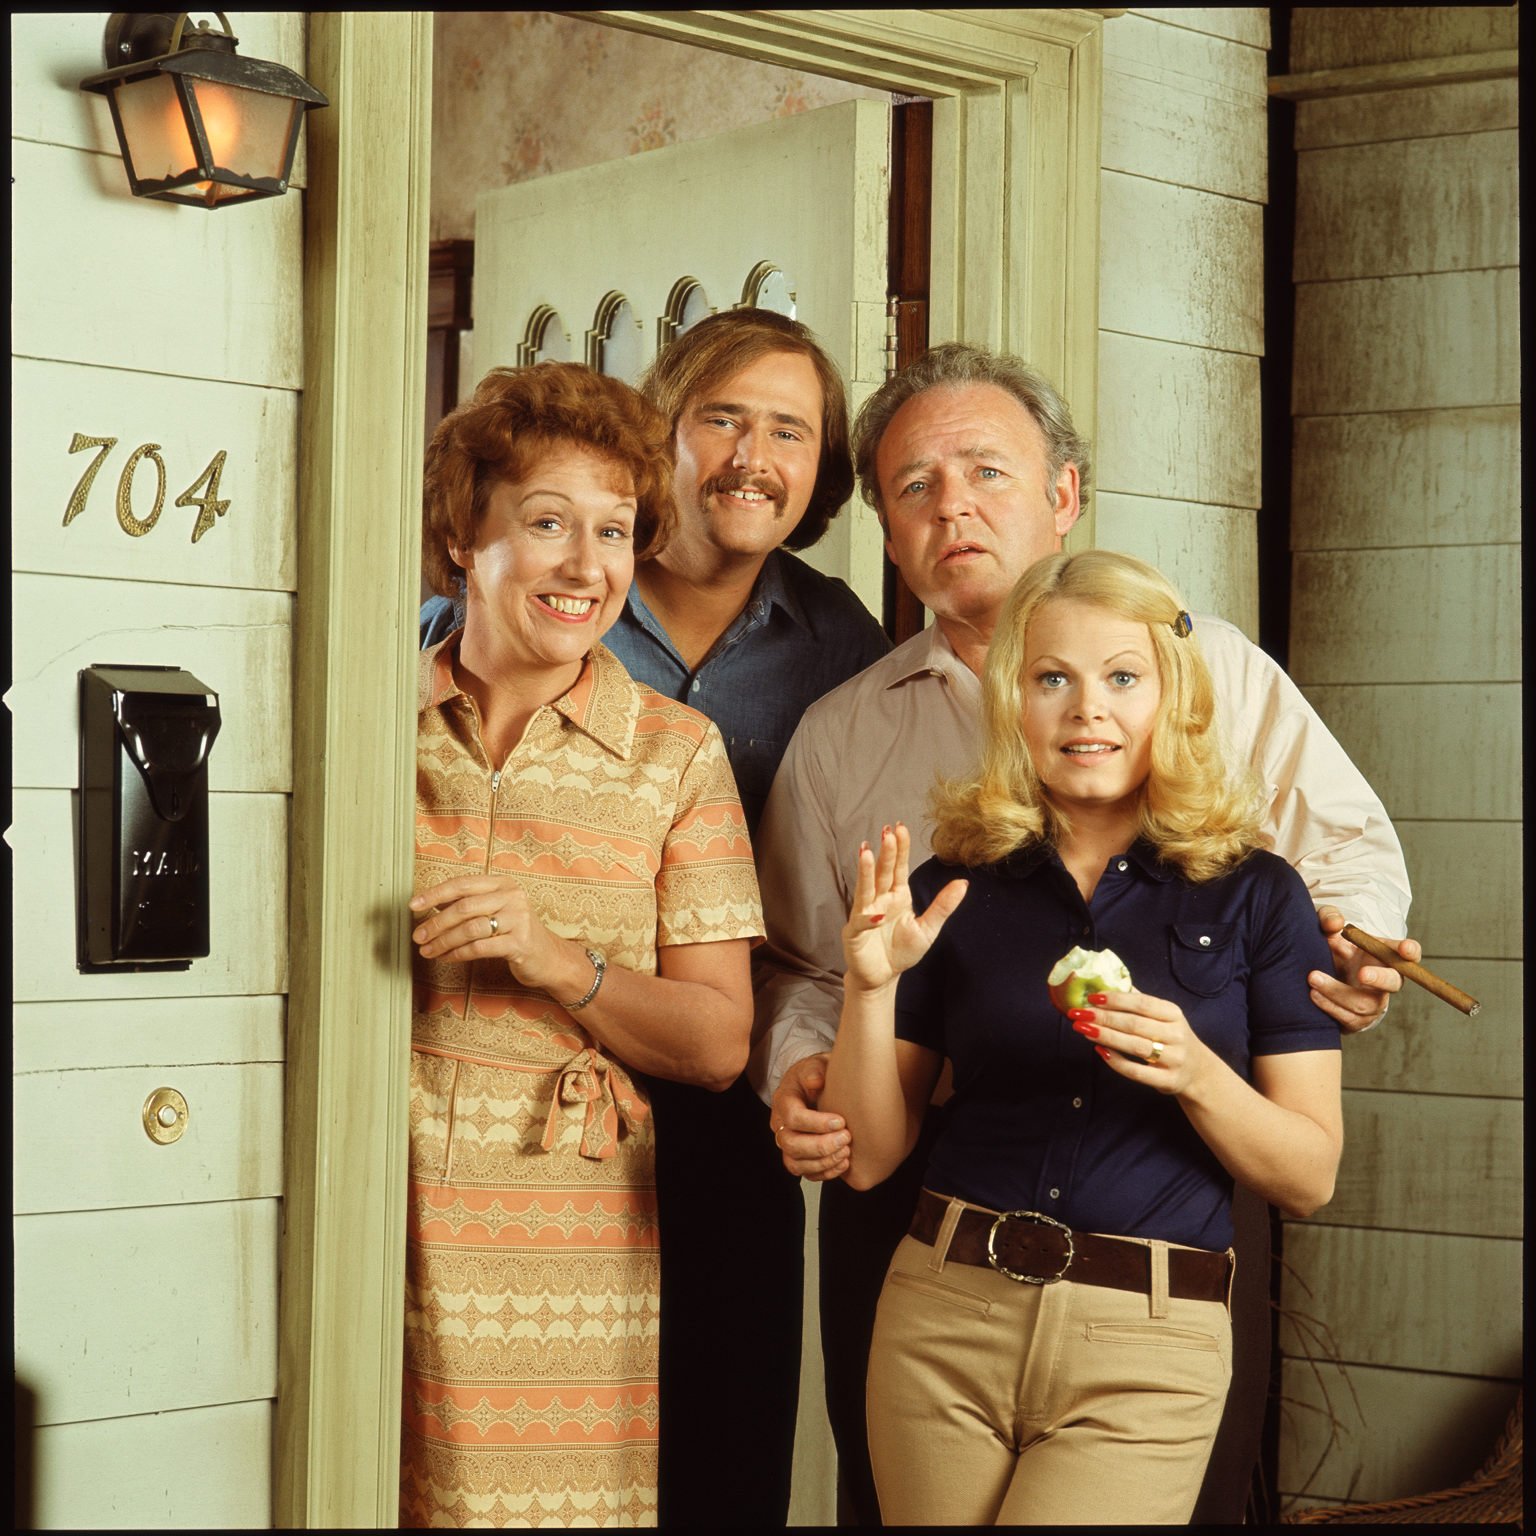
78, 665, 222, 971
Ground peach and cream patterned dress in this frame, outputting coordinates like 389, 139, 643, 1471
403, 639, 762, 1528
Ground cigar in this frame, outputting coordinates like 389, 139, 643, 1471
1340, 925, 1481, 1017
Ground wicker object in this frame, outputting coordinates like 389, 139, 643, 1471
1286, 1393, 1522, 1524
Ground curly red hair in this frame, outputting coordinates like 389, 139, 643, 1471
422, 363, 677, 595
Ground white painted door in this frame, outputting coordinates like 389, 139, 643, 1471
474, 98, 891, 619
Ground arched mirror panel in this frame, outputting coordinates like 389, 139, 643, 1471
516, 304, 573, 366
657, 276, 713, 348
739, 261, 797, 318
587, 291, 646, 384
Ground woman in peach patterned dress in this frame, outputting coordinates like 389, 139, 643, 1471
403, 363, 762, 1527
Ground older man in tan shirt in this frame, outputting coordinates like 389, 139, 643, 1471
751, 343, 1417, 1527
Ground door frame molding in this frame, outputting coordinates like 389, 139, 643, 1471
281, 9, 1103, 1525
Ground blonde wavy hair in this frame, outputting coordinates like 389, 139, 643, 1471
930, 551, 1265, 881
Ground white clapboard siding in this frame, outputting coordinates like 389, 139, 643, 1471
1279, 1360, 1518, 1504
1395, 820, 1522, 959
1130, 8, 1270, 50
14, 1062, 284, 1216
12, 138, 303, 390
1102, 14, 1267, 201
1290, 5, 1519, 73
12, 995, 286, 1076
1292, 269, 1520, 417
1094, 493, 1257, 639
14, 1198, 280, 1426
1296, 131, 1518, 282
1339, 959, 1520, 1097
11, 789, 289, 1002
1290, 406, 1521, 551
11, 357, 299, 591
1295, 77, 1518, 151
1279, 1226, 1521, 1378
10, 574, 293, 793
1100, 173, 1264, 353
1299, 683, 1520, 820
32, 1400, 272, 1531
1315, 1090, 1522, 1238
9, 11, 308, 190
1289, 547, 1520, 685
1096, 332, 1262, 508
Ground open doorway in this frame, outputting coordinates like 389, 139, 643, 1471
421, 13, 933, 640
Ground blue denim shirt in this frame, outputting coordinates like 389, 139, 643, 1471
419, 549, 890, 836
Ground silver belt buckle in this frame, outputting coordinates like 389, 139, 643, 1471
986, 1209, 1075, 1284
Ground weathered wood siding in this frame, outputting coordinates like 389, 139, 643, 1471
10, 13, 308, 1527
1094, 8, 1270, 635
1278, 5, 1521, 1511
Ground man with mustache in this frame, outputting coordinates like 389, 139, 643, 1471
421, 310, 890, 1526
752, 342, 1418, 1526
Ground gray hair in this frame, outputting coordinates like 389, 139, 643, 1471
852, 342, 1092, 518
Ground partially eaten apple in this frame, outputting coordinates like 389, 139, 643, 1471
1048, 945, 1133, 1015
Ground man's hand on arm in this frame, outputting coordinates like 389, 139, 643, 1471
770, 1053, 851, 1180
1308, 904, 1423, 1033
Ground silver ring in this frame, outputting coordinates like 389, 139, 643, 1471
1148, 1040, 1164, 1064
487, 915, 500, 937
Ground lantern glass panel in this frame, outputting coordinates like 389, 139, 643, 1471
187, 78, 301, 183
113, 71, 198, 182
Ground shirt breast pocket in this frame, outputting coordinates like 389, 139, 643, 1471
1168, 923, 1238, 996
725, 736, 783, 810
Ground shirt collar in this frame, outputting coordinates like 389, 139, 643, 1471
418, 636, 638, 760
753, 549, 810, 630
884, 622, 975, 690
630, 549, 808, 631
993, 835, 1176, 882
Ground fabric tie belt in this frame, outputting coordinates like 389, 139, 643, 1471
540, 1047, 650, 1161
910, 1189, 1231, 1304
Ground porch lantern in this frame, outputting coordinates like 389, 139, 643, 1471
80, 12, 327, 209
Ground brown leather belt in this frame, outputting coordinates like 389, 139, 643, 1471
910, 1189, 1231, 1304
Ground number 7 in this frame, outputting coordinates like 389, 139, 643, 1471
63, 433, 118, 526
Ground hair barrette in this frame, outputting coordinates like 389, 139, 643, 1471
1171, 611, 1193, 638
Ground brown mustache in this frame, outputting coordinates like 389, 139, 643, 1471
703, 473, 785, 507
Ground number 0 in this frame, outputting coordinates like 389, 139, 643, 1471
116, 443, 167, 537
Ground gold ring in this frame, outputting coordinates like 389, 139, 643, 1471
487, 915, 500, 937
1148, 1040, 1164, 1064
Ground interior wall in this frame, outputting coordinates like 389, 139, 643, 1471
431, 11, 890, 245
1276, 4, 1521, 1512
10, 12, 306, 1528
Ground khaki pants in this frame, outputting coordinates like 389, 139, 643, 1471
866, 1217, 1233, 1526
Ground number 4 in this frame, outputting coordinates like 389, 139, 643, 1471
176, 450, 231, 543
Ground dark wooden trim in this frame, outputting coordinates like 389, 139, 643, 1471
883, 99, 933, 646
426, 238, 475, 440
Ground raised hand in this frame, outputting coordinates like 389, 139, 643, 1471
841, 823, 967, 995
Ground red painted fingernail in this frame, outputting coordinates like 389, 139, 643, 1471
1094, 1045, 1111, 1061
1087, 992, 1109, 1005
869, 913, 885, 924
1068, 1009, 1095, 1023
1072, 1021, 1100, 1039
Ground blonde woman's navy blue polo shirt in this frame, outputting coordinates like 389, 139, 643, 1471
895, 840, 1340, 1252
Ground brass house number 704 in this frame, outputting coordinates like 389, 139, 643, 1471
64, 433, 231, 543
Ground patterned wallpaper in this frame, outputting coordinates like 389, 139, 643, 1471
431, 12, 890, 242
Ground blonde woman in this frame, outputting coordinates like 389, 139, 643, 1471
821, 550, 1343, 1526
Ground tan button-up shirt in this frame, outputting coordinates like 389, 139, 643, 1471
416, 639, 764, 1097
749, 614, 1411, 1101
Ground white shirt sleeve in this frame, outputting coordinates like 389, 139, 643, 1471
1200, 616, 1413, 939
